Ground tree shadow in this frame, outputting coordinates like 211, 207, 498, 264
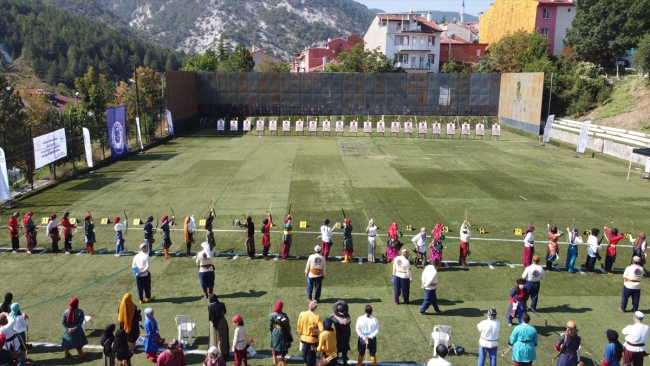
318, 298, 383, 304
128, 153, 179, 161
219, 290, 268, 299
538, 304, 592, 313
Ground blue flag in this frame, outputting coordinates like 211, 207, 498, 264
166, 109, 175, 136
106, 105, 130, 158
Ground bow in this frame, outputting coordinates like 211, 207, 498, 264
170, 206, 176, 230
124, 211, 128, 236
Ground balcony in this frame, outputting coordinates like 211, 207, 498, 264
396, 62, 431, 70
391, 25, 422, 33
396, 45, 434, 52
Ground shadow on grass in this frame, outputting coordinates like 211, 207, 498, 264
65, 176, 121, 191
156, 296, 205, 304
539, 304, 592, 313
219, 290, 268, 299
536, 324, 566, 337
439, 307, 485, 317
127, 153, 179, 161
318, 298, 383, 304
33, 349, 103, 363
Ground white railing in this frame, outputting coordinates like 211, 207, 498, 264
555, 119, 650, 147
391, 25, 422, 32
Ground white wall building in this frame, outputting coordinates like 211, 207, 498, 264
364, 12, 442, 73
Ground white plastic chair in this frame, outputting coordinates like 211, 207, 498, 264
429, 325, 452, 356
81, 315, 94, 332
175, 315, 198, 346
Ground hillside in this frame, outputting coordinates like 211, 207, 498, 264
577, 77, 650, 132
96, 0, 378, 56
415, 9, 478, 23
0, 0, 184, 88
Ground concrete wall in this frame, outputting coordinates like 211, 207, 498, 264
550, 129, 647, 164
166, 70, 198, 126
553, 5, 575, 56
498, 72, 544, 134
479, 0, 537, 46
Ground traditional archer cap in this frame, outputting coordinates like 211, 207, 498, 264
314, 245, 322, 253
208, 346, 219, 355
139, 243, 147, 249
635, 311, 644, 319
633, 256, 641, 264
488, 308, 497, 316
566, 321, 577, 329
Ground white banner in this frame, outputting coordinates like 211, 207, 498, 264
0, 148, 10, 200
33, 128, 67, 170
82, 127, 93, 168
576, 121, 591, 153
542, 114, 555, 143
135, 117, 144, 150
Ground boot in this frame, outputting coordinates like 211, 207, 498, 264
86, 245, 92, 255
342, 255, 349, 263
77, 348, 87, 358
90, 246, 95, 255
64, 349, 71, 358
272, 355, 277, 365
164, 248, 171, 258
358, 355, 364, 366
371, 356, 377, 366
186, 243, 192, 256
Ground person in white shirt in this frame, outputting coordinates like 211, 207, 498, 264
586, 228, 602, 274
392, 249, 413, 304
321, 219, 334, 261
427, 344, 451, 366
184, 214, 196, 256
522, 255, 545, 311
477, 308, 500, 366
420, 259, 444, 315
305, 245, 326, 302
356, 305, 379, 366
132, 243, 155, 304
620, 256, 644, 313
622, 311, 649, 366
114, 216, 127, 257
411, 227, 427, 268
197, 242, 215, 299
8, 302, 31, 356
46, 213, 61, 253
523, 226, 535, 267
459, 221, 471, 267
366, 219, 378, 263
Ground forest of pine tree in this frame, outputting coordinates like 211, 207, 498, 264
0, 0, 185, 87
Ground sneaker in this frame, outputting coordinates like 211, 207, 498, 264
139, 300, 147, 305
65, 251, 70, 254
26, 251, 32, 254
508, 323, 513, 327
12, 251, 17, 254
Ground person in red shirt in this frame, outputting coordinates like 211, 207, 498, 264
60, 212, 77, 254
8, 212, 20, 253
156, 339, 187, 366
605, 226, 625, 274
261, 213, 272, 258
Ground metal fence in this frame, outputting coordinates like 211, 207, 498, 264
192, 72, 501, 118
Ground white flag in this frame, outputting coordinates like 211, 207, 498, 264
0, 148, 10, 200
135, 117, 144, 150
576, 121, 591, 154
542, 115, 555, 143
82, 127, 93, 168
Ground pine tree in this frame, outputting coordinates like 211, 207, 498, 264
223, 43, 255, 72
216, 35, 231, 63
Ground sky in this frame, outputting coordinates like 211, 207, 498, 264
354, 0, 493, 16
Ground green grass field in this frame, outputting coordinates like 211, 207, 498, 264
1, 127, 649, 366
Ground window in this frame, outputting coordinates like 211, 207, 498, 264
428, 54, 435, 65
428, 36, 436, 46
395, 35, 409, 45
395, 54, 409, 63
568, 8, 571, 12
476, 49, 481, 57
542, 8, 550, 19
540, 28, 549, 38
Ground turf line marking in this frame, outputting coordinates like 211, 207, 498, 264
600, 268, 606, 273
232, 255, 238, 260
443, 261, 449, 268
509, 264, 515, 268
75, 250, 86, 255
578, 268, 585, 275
358, 257, 363, 264
39, 249, 48, 255
214, 253, 219, 257
175, 251, 181, 256
275, 254, 279, 261
488, 263, 494, 269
